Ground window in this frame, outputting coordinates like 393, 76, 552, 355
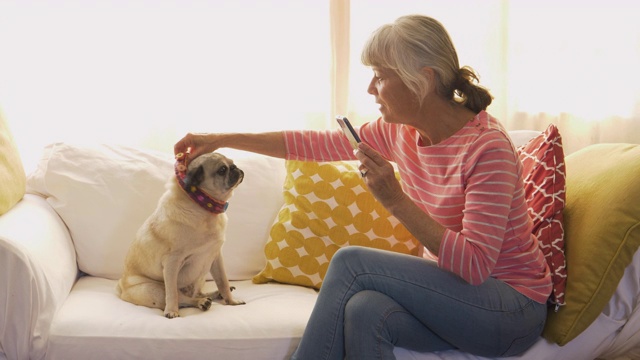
1, 0, 638, 170
0, 0, 330, 169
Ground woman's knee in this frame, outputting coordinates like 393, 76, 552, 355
345, 290, 402, 331
326, 246, 371, 275
332, 245, 368, 262
344, 291, 392, 353
344, 290, 372, 327
345, 290, 410, 358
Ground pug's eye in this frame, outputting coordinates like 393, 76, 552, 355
217, 166, 228, 176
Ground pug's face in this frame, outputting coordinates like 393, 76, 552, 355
182, 152, 244, 202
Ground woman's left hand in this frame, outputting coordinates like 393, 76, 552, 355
354, 142, 406, 209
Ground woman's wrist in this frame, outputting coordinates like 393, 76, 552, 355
384, 192, 413, 218
386, 194, 444, 255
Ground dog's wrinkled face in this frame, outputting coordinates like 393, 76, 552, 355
182, 153, 244, 202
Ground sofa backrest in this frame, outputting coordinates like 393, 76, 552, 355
26, 143, 285, 280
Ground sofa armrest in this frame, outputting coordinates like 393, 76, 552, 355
508, 129, 541, 147
0, 194, 77, 360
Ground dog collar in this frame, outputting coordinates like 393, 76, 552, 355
174, 150, 229, 214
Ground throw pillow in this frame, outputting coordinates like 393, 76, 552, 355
26, 143, 175, 279
0, 108, 26, 215
517, 124, 567, 307
542, 143, 640, 345
253, 160, 421, 289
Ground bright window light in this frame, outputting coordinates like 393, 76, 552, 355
0, 0, 330, 170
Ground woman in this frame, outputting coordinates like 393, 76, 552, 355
175, 14, 551, 359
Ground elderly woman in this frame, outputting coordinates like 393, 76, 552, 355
175, 14, 551, 359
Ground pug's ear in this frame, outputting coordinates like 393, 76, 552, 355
183, 165, 205, 189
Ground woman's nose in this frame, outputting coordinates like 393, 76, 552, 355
367, 79, 376, 95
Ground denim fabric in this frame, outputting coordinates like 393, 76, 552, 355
290, 246, 546, 360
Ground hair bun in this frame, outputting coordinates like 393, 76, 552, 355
454, 66, 493, 112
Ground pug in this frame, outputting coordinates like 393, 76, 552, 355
117, 151, 245, 318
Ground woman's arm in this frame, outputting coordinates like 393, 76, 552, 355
174, 132, 287, 163
355, 137, 520, 286
354, 142, 446, 254
384, 192, 446, 256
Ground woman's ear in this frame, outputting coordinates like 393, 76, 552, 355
421, 66, 436, 91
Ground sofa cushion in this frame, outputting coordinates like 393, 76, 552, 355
0, 108, 26, 215
516, 124, 567, 307
542, 143, 640, 345
26, 143, 285, 280
47, 278, 315, 360
253, 160, 421, 289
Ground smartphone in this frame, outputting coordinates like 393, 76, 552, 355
336, 116, 361, 150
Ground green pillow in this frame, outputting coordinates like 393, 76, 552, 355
543, 143, 640, 345
0, 108, 26, 215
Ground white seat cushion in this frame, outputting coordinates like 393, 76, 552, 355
47, 277, 317, 360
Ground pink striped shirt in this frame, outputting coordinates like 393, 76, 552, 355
283, 111, 552, 303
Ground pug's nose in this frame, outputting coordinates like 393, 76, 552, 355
230, 169, 244, 184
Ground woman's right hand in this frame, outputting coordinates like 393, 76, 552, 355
174, 132, 218, 165
175, 131, 287, 163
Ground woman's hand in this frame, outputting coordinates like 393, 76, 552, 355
174, 133, 218, 165
355, 142, 445, 254
353, 142, 406, 210
174, 131, 288, 163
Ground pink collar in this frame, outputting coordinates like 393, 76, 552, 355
174, 150, 228, 214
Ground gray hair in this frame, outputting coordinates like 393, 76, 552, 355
361, 14, 492, 113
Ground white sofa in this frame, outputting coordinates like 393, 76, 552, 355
2, 131, 640, 360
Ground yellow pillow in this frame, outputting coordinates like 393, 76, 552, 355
543, 143, 640, 345
253, 160, 421, 289
0, 108, 26, 215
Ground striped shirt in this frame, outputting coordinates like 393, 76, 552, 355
283, 111, 552, 303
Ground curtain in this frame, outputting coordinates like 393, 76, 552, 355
1, 0, 638, 173
501, 0, 640, 154
345, 0, 640, 155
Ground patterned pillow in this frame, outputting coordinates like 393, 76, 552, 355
517, 124, 567, 307
252, 160, 421, 289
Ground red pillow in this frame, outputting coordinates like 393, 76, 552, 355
517, 124, 567, 308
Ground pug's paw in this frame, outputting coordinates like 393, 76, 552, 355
198, 297, 213, 311
164, 310, 180, 319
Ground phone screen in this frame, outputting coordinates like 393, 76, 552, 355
336, 116, 361, 150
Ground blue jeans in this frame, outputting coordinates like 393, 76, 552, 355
290, 246, 547, 360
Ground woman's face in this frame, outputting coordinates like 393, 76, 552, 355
367, 67, 420, 124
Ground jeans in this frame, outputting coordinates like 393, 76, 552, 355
290, 246, 547, 360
